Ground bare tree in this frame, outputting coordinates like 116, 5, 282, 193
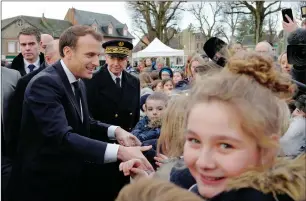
188, 1, 224, 42
293, 1, 306, 22
228, 1, 282, 44
220, 2, 243, 44
265, 9, 279, 44
126, 1, 184, 46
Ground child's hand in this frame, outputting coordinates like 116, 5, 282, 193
154, 153, 169, 167
119, 159, 153, 179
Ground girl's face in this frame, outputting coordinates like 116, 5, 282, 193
155, 82, 163, 92
191, 61, 199, 76
280, 53, 292, 74
161, 71, 171, 80
138, 64, 145, 72
184, 102, 260, 199
163, 81, 174, 92
145, 58, 152, 67
173, 72, 183, 84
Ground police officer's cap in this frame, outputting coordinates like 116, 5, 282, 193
102, 40, 133, 58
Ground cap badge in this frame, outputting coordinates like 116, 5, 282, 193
118, 41, 124, 47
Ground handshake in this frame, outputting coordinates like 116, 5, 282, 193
114, 127, 154, 172
115, 127, 169, 178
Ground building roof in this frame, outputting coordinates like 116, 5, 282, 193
242, 34, 279, 47
2, 15, 72, 38
72, 8, 134, 39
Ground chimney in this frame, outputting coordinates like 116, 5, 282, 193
71, 7, 76, 25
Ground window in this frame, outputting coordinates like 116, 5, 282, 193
93, 26, 97, 31
197, 43, 199, 49
108, 26, 113, 35
8, 41, 16, 53
123, 29, 127, 36
17, 42, 21, 52
17, 19, 23, 27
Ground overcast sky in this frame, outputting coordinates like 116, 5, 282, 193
1, 1, 298, 45
1, 2, 195, 45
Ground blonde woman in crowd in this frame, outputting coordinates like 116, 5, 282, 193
139, 72, 153, 96
278, 52, 292, 74
119, 52, 305, 201
185, 54, 206, 82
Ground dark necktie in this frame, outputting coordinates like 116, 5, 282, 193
28, 64, 35, 72
72, 81, 81, 112
115, 77, 121, 88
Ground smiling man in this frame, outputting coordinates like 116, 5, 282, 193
8, 27, 45, 76
84, 39, 141, 200
7, 25, 151, 201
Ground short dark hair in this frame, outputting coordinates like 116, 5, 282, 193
146, 92, 169, 105
18, 27, 41, 43
59, 25, 103, 57
295, 94, 306, 113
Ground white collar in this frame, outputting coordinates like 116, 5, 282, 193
60, 59, 79, 84
24, 57, 40, 67
107, 66, 122, 80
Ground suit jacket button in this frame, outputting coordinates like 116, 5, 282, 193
129, 128, 131, 130
130, 113, 133, 115
115, 114, 118, 118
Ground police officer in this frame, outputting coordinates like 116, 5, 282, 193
84, 40, 140, 201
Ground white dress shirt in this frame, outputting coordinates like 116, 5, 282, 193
107, 66, 122, 87
61, 60, 119, 163
24, 57, 40, 74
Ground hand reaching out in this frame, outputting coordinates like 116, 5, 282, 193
282, 15, 298, 33
115, 127, 141, 147
119, 159, 153, 178
154, 153, 169, 168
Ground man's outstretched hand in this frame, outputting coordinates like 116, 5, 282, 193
117, 145, 153, 173
115, 127, 141, 147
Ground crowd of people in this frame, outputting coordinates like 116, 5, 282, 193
1, 16, 306, 201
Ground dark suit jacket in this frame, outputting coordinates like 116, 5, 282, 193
8, 61, 111, 201
85, 64, 140, 135
1, 67, 21, 201
83, 65, 140, 200
6, 62, 47, 159
7, 53, 45, 76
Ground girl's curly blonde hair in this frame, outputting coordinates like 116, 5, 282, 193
186, 52, 293, 156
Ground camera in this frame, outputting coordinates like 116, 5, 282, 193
287, 45, 306, 66
287, 28, 306, 66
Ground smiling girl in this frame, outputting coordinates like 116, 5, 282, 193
184, 52, 305, 201
119, 52, 305, 201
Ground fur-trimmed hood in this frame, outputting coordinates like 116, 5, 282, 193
190, 154, 306, 201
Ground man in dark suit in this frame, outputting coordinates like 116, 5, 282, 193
1, 67, 21, 201
8, 27, 45, 76
6, 39, 59, 160
84, 40, 141, 200
7, 25, 152, 201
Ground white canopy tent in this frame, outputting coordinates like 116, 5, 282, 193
132, 38, 184, 58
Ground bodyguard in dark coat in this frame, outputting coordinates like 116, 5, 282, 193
84, 40, 141, 200
7, 25, 151, 201
6, 39, 60, 160
7, 27, 45, 76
